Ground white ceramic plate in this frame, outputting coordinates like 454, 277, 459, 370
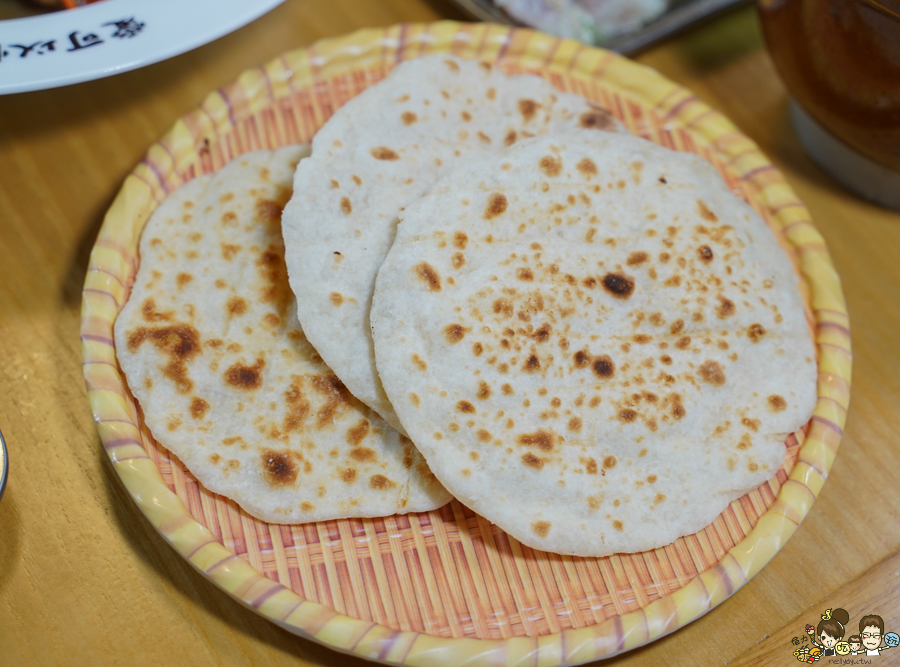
0, 0, 285, 95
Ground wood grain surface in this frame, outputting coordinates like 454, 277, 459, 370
0, 1, 898, 666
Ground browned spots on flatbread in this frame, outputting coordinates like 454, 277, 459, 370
660, 355, 672, 365
632, 334, 652, 344
485, 192, 508, 219
349, 445, 377, 463
411, 354, 427, 371
443, 59, 460, 72
579, 106, 616, 130
618, 408, 637, 423
612, 520, 624, 532
283, 377, 311, 432
452, 252, 466, 269
477, 381, 491, 400
517, 430, 555, 452
225, 358, 265, 390
602, 273, 635, 299
504, 130, 517, 146
603, 456, 617, 469
627, 252, 649, 267
340, 197, 352, 214
670, 319, 685, 335
401, 111, 417, 125
221, 211, 237, 226
330, 292, 343, 306
255, 245, 292, 314
698, 245, 714, 262
532, 323, 551, 343
352, 175, 362, 186
486, 86, 496, 100
190, 397, 209, 419
261, 450, 298, 486
301, 502, 314, 512
371, 146, 399, 161
518, 99, 539, 122
330, 179, 339, 189
414, 262, 441, 292
453, 231, 468, 249
669, 394, 686, 420
577, 158, 597, 176
176, 273, 193, 289
592, 355, 615, 378
310, 374, 353, 428
460, 110, 472, 122
674, 336, 691, 350
478, 131, 491, 143
472, 342, 484, 357
521, 452, 544, 470
345, 418, 371, 447
737, 433, 752, 450
127, 323, 200, 393
716, 296, 736, 319
457, 400, 476, 414
493, 298, 513, 317
747, 323, 766, 342
409, 392, 420, 407
539, 156, 562, 177
573, 350, 591, 368
141, 298, 173, 322
444, 323, 468, 344
697, 200, 718, 222
768, 394, 787, 411
531, 521, 551, 537
517, 267, 533, 281
523, 354, 541, 372
167, 416, 181, 431
255, 198, 286, 225
698, 360, 726, 386
227, 297, 247, 316
341, 468, 357, 483
563, 415, 582, 432
741, 417, 760, 432
221, 243, 241, 261
477, 429, 491, 442
370, 474, 395, 490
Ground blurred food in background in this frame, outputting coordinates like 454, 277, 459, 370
494, 0, 668, 44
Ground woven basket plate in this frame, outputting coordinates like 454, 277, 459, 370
81, 21, 850, 666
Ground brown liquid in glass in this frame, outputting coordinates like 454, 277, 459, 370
758, 0, 900, 171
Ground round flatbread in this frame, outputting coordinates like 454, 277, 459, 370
114, 147, 450, 524
371, 132, 816, 556
281, 54, 625, 432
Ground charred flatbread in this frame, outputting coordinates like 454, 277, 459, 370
371, 132, 816, 556
114, 147, 450, 523
281, 54, 625, 431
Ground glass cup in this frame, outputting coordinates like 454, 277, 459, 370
757, 0, 900, 209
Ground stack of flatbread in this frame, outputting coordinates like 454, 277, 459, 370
116, 55, 816, 557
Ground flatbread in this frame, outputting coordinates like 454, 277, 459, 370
281, 54, 625, 432
114, 147, 450, 524
371, 132, 817, 556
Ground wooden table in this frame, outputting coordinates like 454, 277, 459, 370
1, 1, 898, 665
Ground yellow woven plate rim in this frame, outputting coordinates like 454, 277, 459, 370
80, 21, 850, 666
